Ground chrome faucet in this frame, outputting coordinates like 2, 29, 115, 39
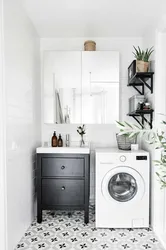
65, 134, 70, 147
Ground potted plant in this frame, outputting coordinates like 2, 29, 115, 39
116, 120, 166, 188
133, 46, 154, 72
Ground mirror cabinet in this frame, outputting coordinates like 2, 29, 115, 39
43, 51, 119, 124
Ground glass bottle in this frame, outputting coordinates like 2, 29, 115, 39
58, 134, 63, 147
51, 131, 57, 147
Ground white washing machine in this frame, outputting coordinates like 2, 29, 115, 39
95, 148, 150, 228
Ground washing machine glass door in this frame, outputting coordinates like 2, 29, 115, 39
102, 166, 145, 203
108, 173, 137, 202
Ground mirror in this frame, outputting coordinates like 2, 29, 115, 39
43, 51, 119, 124
54, 87, 82, 124
43, 51, 82, 123
82, 83, 119, 124
82, 51, 119, 124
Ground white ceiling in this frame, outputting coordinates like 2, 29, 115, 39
21, 0, 166, 38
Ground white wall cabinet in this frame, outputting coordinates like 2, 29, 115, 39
43, 51, 82, 124
82, 51, 119, 83
43, 51, 119, 124
81, 51, 119, 124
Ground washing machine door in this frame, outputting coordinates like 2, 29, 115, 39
102, 166, 145, 203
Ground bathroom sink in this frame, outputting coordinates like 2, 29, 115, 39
36, 146, 90, 154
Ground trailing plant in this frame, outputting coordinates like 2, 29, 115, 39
133, 46, 154, 62
116, 120, 166, 188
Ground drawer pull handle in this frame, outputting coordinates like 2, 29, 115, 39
61, 166, 65, 170
61, 186, 65, 191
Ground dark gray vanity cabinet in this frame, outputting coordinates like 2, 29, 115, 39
37, 153, 90, 223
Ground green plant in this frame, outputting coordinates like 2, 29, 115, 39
133, 46, 144, 60
143, 47, 154, 62
133, 46, 154, 62
116, 120, 166, 188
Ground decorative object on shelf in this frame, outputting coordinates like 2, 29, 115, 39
116, 132, 137, 150
143, 102, 151, 110
84, 40, 96, 51
128, 95, 153, 127
128, 46, 154, 94
77, 124, 86, 147
129, 95, 145, 113
116, 119, 166, 188
132, 46, 154, 72
128, 60, 136, 82
137, 101, 145, 110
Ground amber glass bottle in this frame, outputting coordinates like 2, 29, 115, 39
51, 131, 57, 147
58, 134, 63, 147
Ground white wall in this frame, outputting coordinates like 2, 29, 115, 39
0, 0, 7, 249
142, 29, 156, 230
40, 37, 142, 202
3, 0, 41, 249
142, 23, 166, 247
153, 31, 166, 247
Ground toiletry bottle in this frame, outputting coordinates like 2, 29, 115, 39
58, 134, 63, 147
52, 131, 57, 147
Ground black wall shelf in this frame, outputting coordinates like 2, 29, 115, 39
127, 61, 154, 128
128, 72, 154, 95
127, 109, 154, 129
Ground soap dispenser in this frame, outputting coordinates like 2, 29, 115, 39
58, 134, 63, 147
51, 131, 57, 147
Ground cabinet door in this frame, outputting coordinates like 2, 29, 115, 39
82, 51, 119, 83
82, 51, 119, 124
43, 51, 82, 124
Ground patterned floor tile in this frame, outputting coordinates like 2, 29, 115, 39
15, 206, 165, 250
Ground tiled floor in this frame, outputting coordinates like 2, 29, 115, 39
15, 206, 164, 250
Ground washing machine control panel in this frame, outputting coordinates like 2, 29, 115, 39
120, 155, 126, 162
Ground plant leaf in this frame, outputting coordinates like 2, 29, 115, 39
116, 121, 125, 127
124, 121, 133, 128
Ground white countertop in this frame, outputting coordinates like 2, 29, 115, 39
36, 146, 90, 154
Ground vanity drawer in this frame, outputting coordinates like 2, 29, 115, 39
41, 157, 84, 177
42, 179, 84, 205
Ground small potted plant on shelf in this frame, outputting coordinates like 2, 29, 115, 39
77, 124, 86, 147
133, 46, 154, 72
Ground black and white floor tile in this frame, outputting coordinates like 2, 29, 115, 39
15, 206, 165, 250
